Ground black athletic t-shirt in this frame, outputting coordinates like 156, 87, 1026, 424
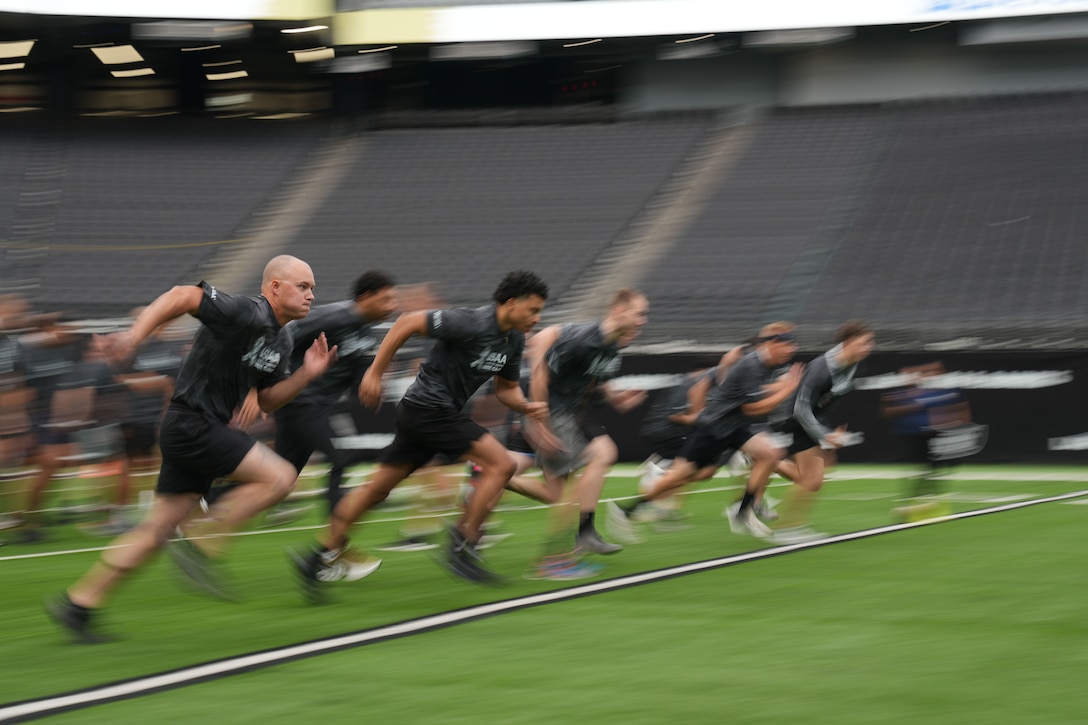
402, 305, 523, 412
170, 282, 292, 422
283, 300, 384, 409
641, 368, 715, 440
544, 322, 622, 418
774, 346, 860, 441
21, 336, 82, 420
698, 349, 779, 437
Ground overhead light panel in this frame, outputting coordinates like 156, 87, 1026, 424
359, 45, 397, 54
0, 62, 26, 71
92, 45, 144, 65
0, 40, 35, 59
563, 39, 603, 48
181, 45, 222, 52
206, 70, 249, 81
676, 34, 715, 44
111, 68, 155, 78
292, 47, 334, 63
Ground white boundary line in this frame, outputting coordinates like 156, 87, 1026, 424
4, 487, 1087, 723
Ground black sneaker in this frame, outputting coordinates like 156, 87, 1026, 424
442, 527, 504, 585
44, 594, 114, 644
287, 545, 328, 605
167, 537, 236, 601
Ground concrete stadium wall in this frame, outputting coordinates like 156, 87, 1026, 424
620, 37, 1088, 112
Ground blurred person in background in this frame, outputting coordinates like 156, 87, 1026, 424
12, 314, 86, 543
764, 321, 875, 544
109, 314, 189, 536
522, 288, 649, 581
54, 333, 128, 537
291, 270, 557, 596
0, 295, 34, 537
883, 361, 976, 521
46, 255, 337, 643
609, 322, 802, 542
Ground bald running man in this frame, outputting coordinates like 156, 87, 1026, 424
48, 256, 337, 643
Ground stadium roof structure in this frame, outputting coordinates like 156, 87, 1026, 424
4, 0, 1088, 44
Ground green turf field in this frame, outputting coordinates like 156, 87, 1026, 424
3, 465, 1087, 723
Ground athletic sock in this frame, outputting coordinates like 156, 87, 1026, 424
737, 491, 756, 514
577, 511, 595, 535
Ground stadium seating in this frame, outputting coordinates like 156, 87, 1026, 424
637, 105, 888, 345
795, 95, 1088, 348
0, 117, 327, 317
292, 116, 714, 308
3, 94, 1086, 350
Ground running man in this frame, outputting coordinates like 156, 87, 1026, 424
274, 270, 398, 515
609, 322, 801, 542
292, 270, 556, 595
638, 345, 746, 522
47, 255, 337, 643
767, 321, 874, 543
523, 288, 649, 580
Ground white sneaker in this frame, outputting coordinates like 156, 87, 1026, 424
726, 505, 772, 538
754, 496, 779, 523
726, 451, 751, 477
639, 459, 667, 494
769, 525, 826, 545
724, 502, 743, 531
630, 502, 670, 523
318, 547, 382, 583
606, 500, 643, 544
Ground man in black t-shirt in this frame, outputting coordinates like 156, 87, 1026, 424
293, 270, 555, 594
275, 270, 397, 515
610, 322, 802, 543
522, 288, 648, 580
48, 255, 337, 643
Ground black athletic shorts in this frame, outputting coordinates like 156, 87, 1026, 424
645, 432, 688, 461
380, 400, 488, 473
678, 424, 755, 469
121, 422, 158, 458
157, 404, 257, 495
772, 421, 820, 456
506, 424, 534, 456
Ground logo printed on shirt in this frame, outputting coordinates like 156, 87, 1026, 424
432, 311, 443, 330
242, 338, 281, 373
208, 286, 218, 300
586, 352, 620, 379
337, 333, 378, 358
470, 348, 508, 373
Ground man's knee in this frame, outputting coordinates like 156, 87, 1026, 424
490, 454, 517, 480
269, 460, 299, 497
589, 436, 618, 466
